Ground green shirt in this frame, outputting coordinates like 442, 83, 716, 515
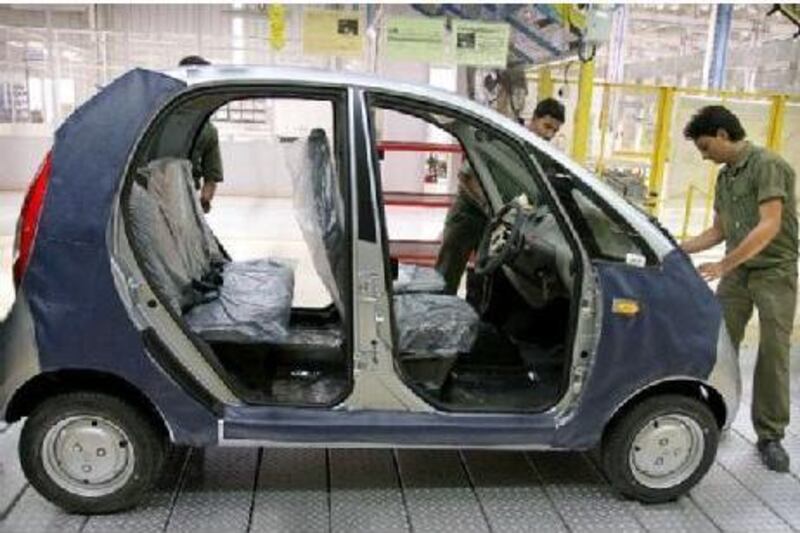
714, 142, 798, 271
190, 122, 224, 189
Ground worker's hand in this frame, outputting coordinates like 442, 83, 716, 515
200, 181, 217, 213
697, 261, 725, 281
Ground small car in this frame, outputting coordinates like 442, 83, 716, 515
0, 66, 740, 513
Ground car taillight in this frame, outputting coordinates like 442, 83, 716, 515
13, 150, 52, 288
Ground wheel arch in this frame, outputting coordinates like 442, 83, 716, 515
6, 369, 172, 441
604, 378, 727, 440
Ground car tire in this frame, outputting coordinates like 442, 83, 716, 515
601, 394, 718, 503
19, 391, 166, 514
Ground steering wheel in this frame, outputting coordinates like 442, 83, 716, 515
475, 201, 529, 276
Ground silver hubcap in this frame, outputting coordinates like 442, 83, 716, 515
42, 416, 135, 497
629, 414, 705, 489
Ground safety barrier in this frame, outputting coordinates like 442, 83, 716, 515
527, 71, 800, 238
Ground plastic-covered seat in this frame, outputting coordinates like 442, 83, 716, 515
183, 258, 294, 343
393, 292, 480, 388
127, 181, 195, 311
292, 129, 347, 315
393, 293, 479, 355
128, 157, 294, 343
393, 264, 446, 294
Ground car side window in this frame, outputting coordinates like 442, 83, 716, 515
570, 187, 649, 264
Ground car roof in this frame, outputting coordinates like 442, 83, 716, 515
160, 65, 673, 258
166, 64, 518, 126
162, 65, 565, 172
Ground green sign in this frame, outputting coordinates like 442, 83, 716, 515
384, 16, 446, 63
452, 20, 510, 67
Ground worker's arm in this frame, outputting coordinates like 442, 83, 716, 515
697, 198, 783, 281
199, 124, 224, 212
681, 212, 724, 254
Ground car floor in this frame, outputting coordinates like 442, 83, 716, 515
3, 193, 800, 531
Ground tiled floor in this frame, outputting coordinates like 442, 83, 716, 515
1, 191, 800, 531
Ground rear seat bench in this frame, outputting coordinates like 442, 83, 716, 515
128, 157, 294, 344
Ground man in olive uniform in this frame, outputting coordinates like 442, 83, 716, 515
435, 98, 565, 294
179, 56, 224, 213
681, 105, 797, 472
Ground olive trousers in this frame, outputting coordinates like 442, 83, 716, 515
717, 265, 797, 441
435, 194, 488, 294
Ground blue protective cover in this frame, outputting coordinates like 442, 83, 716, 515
22, 69, 217, 444
554, 249, 721, 448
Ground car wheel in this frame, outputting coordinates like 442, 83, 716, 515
19, 391, 166, 514
601, 394, 718, 503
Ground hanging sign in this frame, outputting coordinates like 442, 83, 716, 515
303, 8, 365, 57
267, 5, 286, 51
452, 20, 510, 67
384, 16, 446, 63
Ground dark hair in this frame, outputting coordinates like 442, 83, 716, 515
683, 105, 746, 141
179, 55, 211, 67
533, 97, 565, 123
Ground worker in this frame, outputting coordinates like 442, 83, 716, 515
435, 98, 565, 294
178, 55, 224, 213
681, 105, 797, 472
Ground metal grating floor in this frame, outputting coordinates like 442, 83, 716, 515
2, 346, 799, 533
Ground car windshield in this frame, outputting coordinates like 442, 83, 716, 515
471, 131, 542, 204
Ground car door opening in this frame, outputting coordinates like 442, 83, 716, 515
369, 98, 584, 413
121, 90, 352, 407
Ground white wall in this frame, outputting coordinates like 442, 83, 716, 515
0, 125, 51, 190
0, 60, 461, 195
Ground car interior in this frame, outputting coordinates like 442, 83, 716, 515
121, 90, 654, 413
371, 100, 579, 412
124, 93, 354, 407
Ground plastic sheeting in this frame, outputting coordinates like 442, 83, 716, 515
289, 129, 346, 315
129, 155, 296, 341
143, 158, 226, 268
143, 159, 210, 280
283, 327, 343, 348
393, 294, 479, 355
393, 264, 446, 294
127, 181, 194, 311
185, 259, 294, 344
129, 158, 231, 311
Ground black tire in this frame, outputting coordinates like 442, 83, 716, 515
19, 391, 166, 514
601, 394, 719, 504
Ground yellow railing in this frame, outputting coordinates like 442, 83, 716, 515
647, 86, 675, 215
526, 68, 800, 238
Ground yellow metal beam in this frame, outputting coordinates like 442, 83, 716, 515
767, 94, 787, 152
680, 184, 696, 241
571, 59, 595, 166
538, 67, 554, 100
595, 85, 611, 175
646, 86, 675, 216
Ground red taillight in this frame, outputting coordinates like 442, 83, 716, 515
13, 150, 52, 288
